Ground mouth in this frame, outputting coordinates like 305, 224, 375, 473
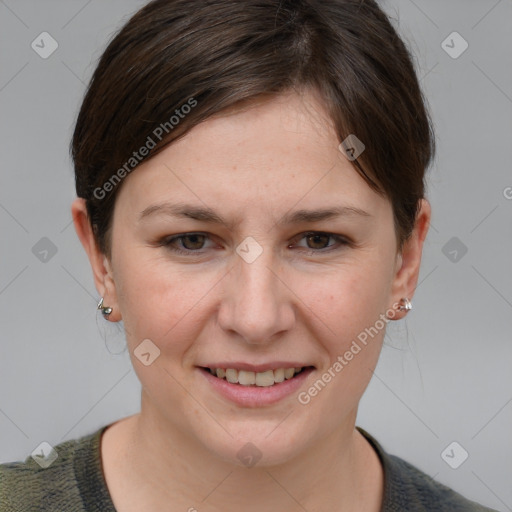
199, 366, 315, 387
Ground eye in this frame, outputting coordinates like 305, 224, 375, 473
162, 233, 214, 255
292, 232, 350, 252
160, 231, 350, 257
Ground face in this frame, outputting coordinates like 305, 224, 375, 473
82, 89, 422, 466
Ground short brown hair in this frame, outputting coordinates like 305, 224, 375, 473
72, 0, 435, 257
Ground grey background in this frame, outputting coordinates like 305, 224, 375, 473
0, 0, 511, 510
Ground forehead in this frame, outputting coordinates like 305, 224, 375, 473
114, 90, 391, 224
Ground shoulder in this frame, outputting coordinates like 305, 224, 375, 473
356, 427, 499, 512
385, 452, 498, 511
0, 426, 108, 512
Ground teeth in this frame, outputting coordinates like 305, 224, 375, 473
284, 368, 295, 380
207, 367, 305, 387
238, 370, 256, 386
225, 368, 238, 384
273, 368, 285, 383
255, 370, 274, 387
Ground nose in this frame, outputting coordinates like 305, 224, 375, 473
217, 245, 295, 345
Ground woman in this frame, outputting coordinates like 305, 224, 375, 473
0, 0, 499, 510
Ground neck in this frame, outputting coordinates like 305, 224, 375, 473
106, 398, 383, 511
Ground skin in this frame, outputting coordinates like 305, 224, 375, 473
72, 88, 430, 511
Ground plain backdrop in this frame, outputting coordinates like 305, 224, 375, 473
0, 1, 511, 510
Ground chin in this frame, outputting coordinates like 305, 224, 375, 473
194, 417, 316, 469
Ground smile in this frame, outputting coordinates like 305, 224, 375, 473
202, 366, 311, 387
197, 364, 315, 407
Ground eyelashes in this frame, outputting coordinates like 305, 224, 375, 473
165, 233, 211, 254
160, 231, 351, 256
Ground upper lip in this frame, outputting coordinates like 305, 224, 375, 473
198, 362, 314, 372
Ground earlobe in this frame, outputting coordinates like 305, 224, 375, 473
71, 198, 120, 321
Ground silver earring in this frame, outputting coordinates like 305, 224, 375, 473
398, 297, 412, 311
97, 297, 113, 318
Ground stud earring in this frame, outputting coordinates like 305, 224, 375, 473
398, 297, 412, 311
97, 297, 113, 318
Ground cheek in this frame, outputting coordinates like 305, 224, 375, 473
114, 251, 233, 371
295, 266, 390, 412
296, 259, 392, 402
114, 256, 214, 404
295, 258, 393, 344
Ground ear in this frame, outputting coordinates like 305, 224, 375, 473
71, 198, 121, 321
389, 198, 431, 320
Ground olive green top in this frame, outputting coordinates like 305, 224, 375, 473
0, 424, 498, 511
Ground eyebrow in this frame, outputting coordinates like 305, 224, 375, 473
138, 201, 371, 229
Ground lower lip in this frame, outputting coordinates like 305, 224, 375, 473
197, 367, 315, 407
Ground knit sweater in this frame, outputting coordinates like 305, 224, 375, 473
0, 424, 498, 511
